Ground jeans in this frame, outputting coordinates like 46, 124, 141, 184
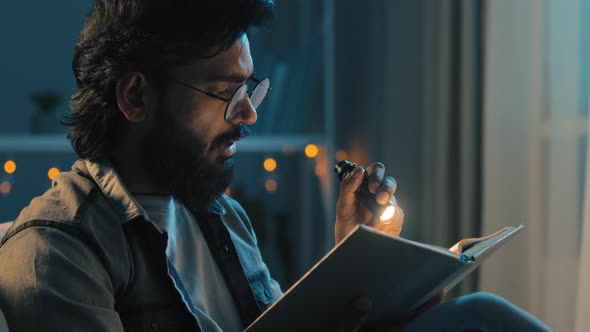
402, 292, 551, 332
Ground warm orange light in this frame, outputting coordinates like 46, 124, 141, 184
0, 181, 11, 195
263, 158, 277, 172
314, 163, 328, 177
4, 160, 16, 174
305, 144, 319, 158
48, 167, 60, 180
335, 150, 348, 161
264, 179, 278, 192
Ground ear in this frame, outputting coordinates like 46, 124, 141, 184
115, 72, 152, 123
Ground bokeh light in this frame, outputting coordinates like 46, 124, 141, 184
0, 181, 11, 195
263, 158, 277, 172
264, 179, 278, 192
48, 167, 60, 180
335, 150, 348, 161
314, 163, 328, 177
4, 160, 16, 174
305, 144, 319, 158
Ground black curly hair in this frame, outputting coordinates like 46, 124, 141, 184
63, 0, 274, 160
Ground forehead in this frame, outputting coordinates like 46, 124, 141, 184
172, 35, 254, 82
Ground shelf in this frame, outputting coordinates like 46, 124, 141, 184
0, 134, 328, 153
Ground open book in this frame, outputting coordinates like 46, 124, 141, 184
245, 224, 524, 332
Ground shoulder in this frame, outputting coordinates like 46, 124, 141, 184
13, 167, 98, 224
1, 166, 131, 288
4, 167, 121, 242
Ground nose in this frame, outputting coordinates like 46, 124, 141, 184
230, 96, 257, 125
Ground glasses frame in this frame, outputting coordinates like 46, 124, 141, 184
170, 76, 270, 121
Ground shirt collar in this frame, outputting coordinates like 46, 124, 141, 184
74, 159, 227, 223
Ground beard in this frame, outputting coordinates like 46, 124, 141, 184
137, 103, 250, 212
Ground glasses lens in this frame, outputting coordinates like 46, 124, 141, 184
250, 78, 270, 109
225, 85, 248, 121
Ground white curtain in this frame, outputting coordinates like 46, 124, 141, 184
481, 0, 588, 331
576, 73, 590, 332
577, 133, 590, 329
480, 0, 590, 331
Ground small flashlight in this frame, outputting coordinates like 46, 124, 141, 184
334, 160, 398, 224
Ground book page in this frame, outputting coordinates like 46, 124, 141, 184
449, 226, 516, 254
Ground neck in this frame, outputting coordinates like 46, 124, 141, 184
110, 143, 162, 195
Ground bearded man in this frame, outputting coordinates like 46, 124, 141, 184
0, 1, 550, 331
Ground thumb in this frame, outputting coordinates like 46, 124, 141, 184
335, 296, 372, 332
338, 167, 365, 207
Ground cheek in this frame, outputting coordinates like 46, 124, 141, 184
180, 101, 228, 150
164, 88, 231, 151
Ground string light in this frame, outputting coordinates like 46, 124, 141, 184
263, 158, 277, 172
264, 179, 278, 193
4, 160, 16, 174
315, 163, 328, 177
0, 181, 11, 195
305, 144, 319, 158
48, 167, 60, 180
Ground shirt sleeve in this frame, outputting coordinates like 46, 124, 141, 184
0, 226, 125, 332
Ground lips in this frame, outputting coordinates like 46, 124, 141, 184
221, 137, 241, 157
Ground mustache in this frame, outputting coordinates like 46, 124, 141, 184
211, 124, 252, 149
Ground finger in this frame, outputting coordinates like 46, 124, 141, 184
335, 296, 372, 332
366, 162, 385, 194
375, 176, 397, 205
338, 166, 365, 206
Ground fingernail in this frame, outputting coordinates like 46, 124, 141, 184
377, 191, 388, 204
353, 167, 363, 177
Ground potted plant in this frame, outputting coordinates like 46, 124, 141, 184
30, 90, 63, 133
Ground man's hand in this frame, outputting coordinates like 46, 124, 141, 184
335, 162, 404, 243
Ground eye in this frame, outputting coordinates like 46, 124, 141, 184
215, 89, 231, 95
209, 87, 232, 98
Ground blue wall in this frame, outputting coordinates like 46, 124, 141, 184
0, 1, 92, 133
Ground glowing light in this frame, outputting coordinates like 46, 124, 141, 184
264, 179, 278, 192
314, 163, 328, 177
0, 181, 11, 195
335, 150, 348, 161
263, 158, 277, 172
48, 167, 60, 180
304, 144, 319, 158
380, 205, 397, 222
4, 160, 16, 174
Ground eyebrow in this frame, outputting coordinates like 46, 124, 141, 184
205, 72, 254, 84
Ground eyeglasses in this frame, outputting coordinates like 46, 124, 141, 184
170, 76, 271, 122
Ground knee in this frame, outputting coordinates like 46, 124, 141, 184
455, 292, 515, 315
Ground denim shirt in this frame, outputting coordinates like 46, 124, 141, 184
0, 159, 282, 332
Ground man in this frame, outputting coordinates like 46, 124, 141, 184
0, 1, 550, 331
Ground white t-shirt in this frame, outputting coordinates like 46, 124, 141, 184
135, 195, 243, 332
